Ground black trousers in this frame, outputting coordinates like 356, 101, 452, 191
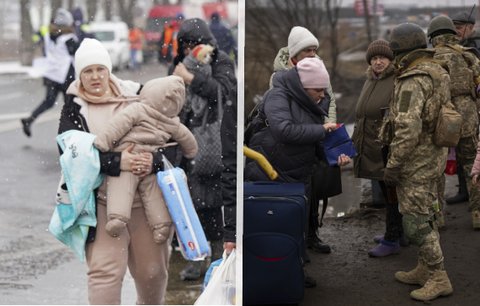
31, 78, 68, 119
378, 180, 403, 242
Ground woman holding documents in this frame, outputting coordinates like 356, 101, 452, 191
352, 39, 404, 257
245, 57, 350, 183
244, 57, 351, 286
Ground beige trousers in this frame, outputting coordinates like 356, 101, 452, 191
86, 203, 173, 304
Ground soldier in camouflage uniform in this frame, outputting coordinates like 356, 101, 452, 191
427, 15, 480, 230
382, 23, 453, 301
446, 11, 480, 205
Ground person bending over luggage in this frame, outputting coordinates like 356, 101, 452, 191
244, 57, 351, 287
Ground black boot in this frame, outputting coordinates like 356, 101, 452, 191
20, 117, 34, 137
446, 166, 469, 204
306, 236, 331, 254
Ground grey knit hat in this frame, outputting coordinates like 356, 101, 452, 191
451, 11, 476, 25
288, 26, 319, 59
53, 8, 74, 27
365, 39, 394, 64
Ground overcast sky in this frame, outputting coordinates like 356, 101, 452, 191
341, 0, 477, 8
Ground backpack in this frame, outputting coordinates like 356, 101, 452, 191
244, 90, 271, 146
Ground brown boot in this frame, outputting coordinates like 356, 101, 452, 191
410, 270, 453, 301
395, 261, 429, 286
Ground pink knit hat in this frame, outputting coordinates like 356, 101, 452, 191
296, 57, 330, 89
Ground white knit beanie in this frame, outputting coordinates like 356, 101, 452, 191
288, 26, 319, 59
74, 38, 112, 77
297, 57, 330, 89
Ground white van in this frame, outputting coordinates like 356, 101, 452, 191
89, 21, 130, 70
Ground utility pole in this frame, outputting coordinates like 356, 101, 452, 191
373, 0, 378, 39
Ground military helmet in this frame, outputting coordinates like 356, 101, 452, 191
427, 15, 457, 38
389, 23, 427, 54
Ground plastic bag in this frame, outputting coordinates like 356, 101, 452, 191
194, 250, 236, 305
445, 147, 457, 175
157, 155, 210, 261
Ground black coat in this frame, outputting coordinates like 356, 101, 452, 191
245, 68, 329, 183
170, 18, 237, 210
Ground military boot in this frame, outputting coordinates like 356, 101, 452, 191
395, 261, 430, 286
410, 270, 453, 301
472, 210, 480, 230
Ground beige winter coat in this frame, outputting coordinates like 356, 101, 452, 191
94, 75, 198, 158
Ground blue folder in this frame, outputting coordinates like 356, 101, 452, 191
323, 124, 357, 166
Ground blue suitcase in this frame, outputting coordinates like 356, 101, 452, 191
243, 181, 306, 305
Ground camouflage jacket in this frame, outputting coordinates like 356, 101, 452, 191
270, 46, 337, 123
386, 49, 449, 183
432, 34, 480, 137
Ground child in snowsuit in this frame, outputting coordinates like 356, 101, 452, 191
94, 75, 198, 243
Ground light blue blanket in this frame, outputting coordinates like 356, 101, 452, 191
49, 130, 103, 261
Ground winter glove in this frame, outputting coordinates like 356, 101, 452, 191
383, 166, 401, 187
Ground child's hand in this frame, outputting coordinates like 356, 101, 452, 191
473, 174, 480, 186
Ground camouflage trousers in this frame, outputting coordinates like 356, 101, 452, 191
438, 135, 480, 211
456, 135, 480, 211
397, 180, 444, 268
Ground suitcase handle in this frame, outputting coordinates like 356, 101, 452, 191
243, 146, 278, 180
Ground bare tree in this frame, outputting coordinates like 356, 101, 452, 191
86, 0, 97, 22
362, 0, 373, 42
325, 0, 341, 81
245, 0, 342, 114
104, 0, 113, 21
19, 0, 34, 65
51, 0, 62, 15
118, 0, 138, 28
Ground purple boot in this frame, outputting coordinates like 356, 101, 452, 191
368, 239, 400, 257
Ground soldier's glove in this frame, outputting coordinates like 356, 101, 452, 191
383, 167, 401, 187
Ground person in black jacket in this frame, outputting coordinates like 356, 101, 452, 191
209, 12, 237, 64
170, 17, 237, 280
221, 87, 237, 254
244, 57, 350, 287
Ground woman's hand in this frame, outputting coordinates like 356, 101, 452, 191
223, 242, 236, 255
120, 144, 153, 177
172, 63, 194, 85
324, 122, 337, 133
337, 154, 351, 166
131, 152, 153, 178
120, 144, 136, 171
